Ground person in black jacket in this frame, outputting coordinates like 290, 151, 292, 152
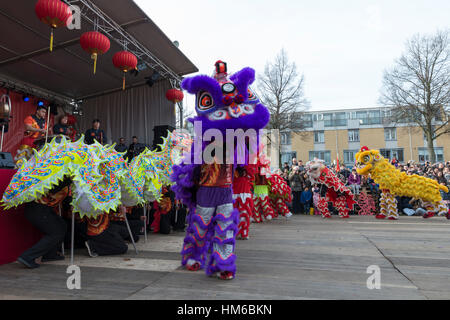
126, 136, 145, 162
289, 166, 305, 214
53, 115, 71, 138
17, 178, 72, 269
84, 119, 106, 145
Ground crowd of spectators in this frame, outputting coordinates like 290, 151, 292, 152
280, 158, 450, 216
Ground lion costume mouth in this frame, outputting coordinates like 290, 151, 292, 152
356, 161, 372, 175
207, 104, 255, 121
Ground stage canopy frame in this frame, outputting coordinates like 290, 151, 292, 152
0, 0, 198, 105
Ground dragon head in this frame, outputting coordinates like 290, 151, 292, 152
355, 146, 383, 175
181, 61, 270, 133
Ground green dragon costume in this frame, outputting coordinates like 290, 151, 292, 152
1, 131, 191, 218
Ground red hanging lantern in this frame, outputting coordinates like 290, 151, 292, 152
35, 0, 73, 52
166, 88, 184, 103
80, 31, 111, 74
112, 51, 138, 90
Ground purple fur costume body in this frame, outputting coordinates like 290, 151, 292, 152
170, 61, 270, 278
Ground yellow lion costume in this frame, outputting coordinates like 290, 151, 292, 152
355, 146, 448, 220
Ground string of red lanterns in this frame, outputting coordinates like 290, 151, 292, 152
34, 0, 171, 92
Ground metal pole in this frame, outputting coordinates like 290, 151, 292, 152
143, 205, 147, 243
175, 205, 178, 225
0, 125, 4, 152
45, 106, 51, 143
124, 210, 138, 254
408, 126, 413, 161
58, 204, 65, 256
335, 114, 339, 166
71, 211, 75, 266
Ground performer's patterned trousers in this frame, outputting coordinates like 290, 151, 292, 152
316, 195, 350, 218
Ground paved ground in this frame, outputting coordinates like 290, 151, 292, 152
0, 214, 449, 300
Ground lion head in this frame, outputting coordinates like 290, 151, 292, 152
355, 146, 383, 175
305, 158, 326, 183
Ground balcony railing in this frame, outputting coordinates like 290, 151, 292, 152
324, 119, 347, 127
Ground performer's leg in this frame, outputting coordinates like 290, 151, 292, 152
234, 196, 251, 240
317, 197, 331, 218
377, 191, 388, 219
385, 192, 398, 220
252, 195, 263, 223
88, 226, 128, 256
336, 196, 350, 218
435, 201, 448, 217
181, 205, 214, 271
20, 202, 66, 263
261, 194, 275, 221
276, 198, 292, 217
270, 198, 279, 218
207, 203, 239, 279
422, 201, 437, 218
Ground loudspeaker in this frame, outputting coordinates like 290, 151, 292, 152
153, 125, 175, 151
0, 152, 15, 169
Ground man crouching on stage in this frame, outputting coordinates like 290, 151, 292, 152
17, 178, 71, 269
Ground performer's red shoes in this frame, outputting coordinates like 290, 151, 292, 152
423, 212, 435, 219
341, 215, 350, 219
322, 215, 331, 219
219, 271, 234, 280
388, 216, 398, 220
375, 214, 386, 219
187, 262, 201, 271
446, 210, 450, 220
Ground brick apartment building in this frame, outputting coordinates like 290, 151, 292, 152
280, 106, 450, 168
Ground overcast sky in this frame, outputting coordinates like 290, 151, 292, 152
135, 0, 449, 112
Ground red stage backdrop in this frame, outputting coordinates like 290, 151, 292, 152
0, 169, 42, 265
0, 88, 53, 158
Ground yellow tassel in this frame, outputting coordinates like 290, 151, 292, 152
92, 53, 98, 74
123, 74, 125, 90
50, 28, 54, 52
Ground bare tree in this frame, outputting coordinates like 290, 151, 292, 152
257, 49, 309, 165
380, 30, 450, 162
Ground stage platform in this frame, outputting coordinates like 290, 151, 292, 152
0, 215, 449, 300
0, 169, 42, 265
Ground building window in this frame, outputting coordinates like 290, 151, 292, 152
356, 111, 368, 125
380, 148, 404, 162
418, 147, 444, 163
348, 129, 360, 142
334, 112, 347, 126
281, 152, 297, 166
313, 113, 323, 122
314, 131, 325, 144
384, 128, 397, 141
281, 132, 291, 145
301, 114, 313, 128
343, 150, 359, 167
368, 110, 381, 124
323, 113, 333, 127
309, 151, 331, 165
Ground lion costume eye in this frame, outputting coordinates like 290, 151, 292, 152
363, 155, 370, 163
197, 91, 215, 111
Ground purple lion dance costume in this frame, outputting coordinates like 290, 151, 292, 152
170, 61, 270, 280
